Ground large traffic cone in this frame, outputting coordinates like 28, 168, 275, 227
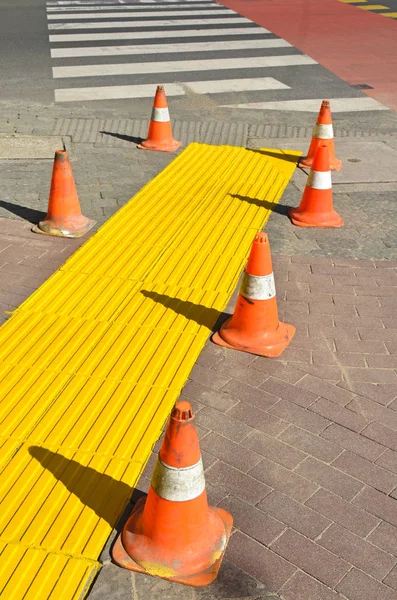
112, 400, 233, 587
289, 144, 344, 228
138, 85, 181, 152
33, 150, 95, 238
212, 232, 295, 358
299, 100, 342, 171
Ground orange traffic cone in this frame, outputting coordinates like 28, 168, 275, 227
138, 85, 181, 152
33, 150, 95, 238
299, 100, 342, 171
212, 232, 295, 358
112, 400, 233, 587
289, 144, 343, 228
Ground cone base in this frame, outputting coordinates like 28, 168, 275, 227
289, 207, 344, 228
212, 321, 296, 358
32, 217, 96, 238
138, 139, 181, 153
112, 505, 233, 587
299, 156, 342, 172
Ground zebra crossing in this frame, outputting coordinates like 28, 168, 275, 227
47, 0, 388, 110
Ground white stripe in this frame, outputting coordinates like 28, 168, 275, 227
47, 9, 232, 18
313, 123, 334, 139
54, 78, 290, 102
151, 106, 170, 121
48, 17, 250, 28
241, 272, 276, 300
151, 457, 205, 502
220, 97, 389, 112
51, 39, 291, 58
53, 55, 317, 78
49, 26, 269, 42
307, 170, 332, 190
47, 0, 214, 3
47, 3, 216, 9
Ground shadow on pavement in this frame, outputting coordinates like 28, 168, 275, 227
100, 131, 143, 145
0, 200, 46, 223
140, 290, 229, 332
230, 194, 290, 216
248, 148, 300, 164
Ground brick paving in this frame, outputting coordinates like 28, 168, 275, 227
1, 105, 397, 599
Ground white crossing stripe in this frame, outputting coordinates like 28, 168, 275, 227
49, 26, 268, 42
47, 4, 216, 9
51, 38, 291, 58
54, 77, 290, 102
53, 55, 317, 78
220, 98, 390, 111
48, 17, 250, 28
47, 9, 232, 18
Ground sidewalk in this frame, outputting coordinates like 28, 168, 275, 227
1, 101, 397, 600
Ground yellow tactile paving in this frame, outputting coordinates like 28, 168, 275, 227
0, 142, 299, 599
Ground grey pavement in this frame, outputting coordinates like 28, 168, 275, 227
1, 96, 397, 600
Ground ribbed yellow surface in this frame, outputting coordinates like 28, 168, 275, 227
0, 143, 299, 599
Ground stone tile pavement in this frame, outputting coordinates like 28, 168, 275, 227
1, 104, 397, 600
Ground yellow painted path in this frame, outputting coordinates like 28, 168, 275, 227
0, 143, 299, 599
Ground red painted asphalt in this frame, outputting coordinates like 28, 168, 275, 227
217, 0, 397, 111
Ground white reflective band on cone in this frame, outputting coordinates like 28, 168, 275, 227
313, 123, 334, 139
151, 457, 206, 502
151, 107, 170, 122
240, 272, 276, 300
307, 169, 332, 190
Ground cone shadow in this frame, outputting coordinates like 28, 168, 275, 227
28, 446, 144, 527
229, 194, 290, 216
0, 200, 46, 223
140, 290, 228, 331
100, 131, 143, 145
248, 148, 300, 163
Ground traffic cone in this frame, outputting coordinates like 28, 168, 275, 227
299, 100, 342, 171
289, 144, 344, 228
138, 85, 181, 152
212, 232, 295, 358
33, 150, 95, 238
112, 400, 233, 587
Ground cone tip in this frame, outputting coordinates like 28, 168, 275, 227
172, 400, 194, 421
54, 149, 68, 162
321, 100, 330, 108
254, 232, 268, 245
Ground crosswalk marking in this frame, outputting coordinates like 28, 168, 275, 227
51, 38, 292, 58
221, 98, 389, 111
49, 26, 268, 42
47, 3, 217, 8
47, 9, 232, 18
48, 17, 249, 28
54, 77, 290, 102
53, 55, 317, 79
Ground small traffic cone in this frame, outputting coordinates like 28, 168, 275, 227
138, 85, 181, 152
112, 400, 233, 587
289, 144, 344, 228
212, 232, 295, 358
299, 100, 342, 171
33, 150, 95, 238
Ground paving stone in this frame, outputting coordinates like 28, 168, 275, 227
226, 532, 297, 592
296, 374, 356, 406
318, 522, 397, 581
241, 430, 307, 470
211, 360, 269, 387
195, 406, 253, 443
309, 397, 367, 432
346, 396, 397, 430
221, 379, 280, 411
353, 486, 397, 527
226, 402, 290, 438
205, 461, 271, 505
337, 381, 397, 405
250, 360, 307, 385
248, 457, 319, 503
336, 567, 397, 600
279, 570, 346, 600
278, 425, 342, 463
269, 399, 330, 435
295, 456, 365, 501
341, 367, 397, 384
305, 488, 380, 538
189, 362, 232, 390
321, 423, 385, 461
361, 421, 397, 451
257, 490, 330, 539
199, 432, 262, 473
88, 563, 132, 600
270, 529, 350, 588
259, 377, 319, 408
332, 451, 397, 494
221, 496, 286, 547
375, 449, 397, 474
182, 381, 239, 413
367, 521, 397, 557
